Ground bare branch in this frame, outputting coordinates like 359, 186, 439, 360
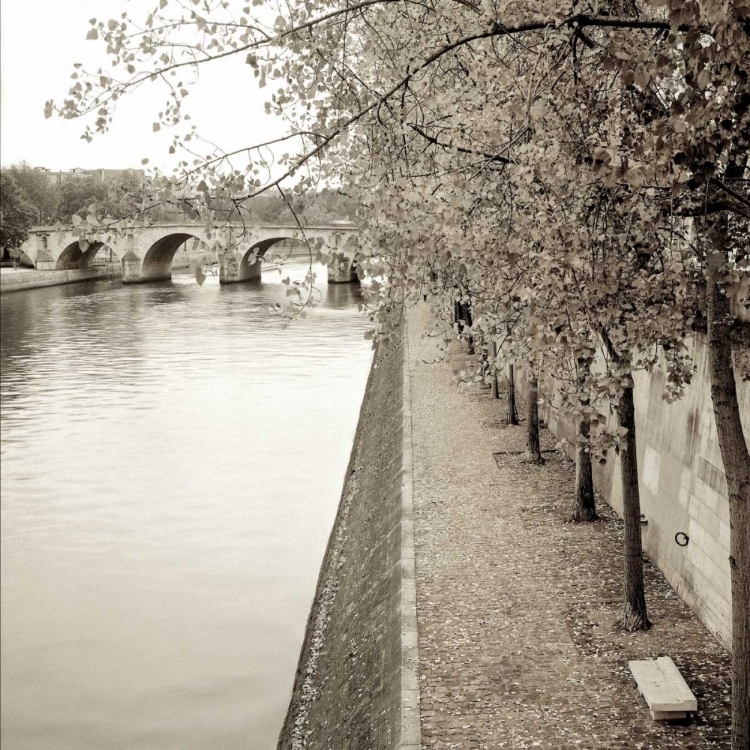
408, 123, 513, 164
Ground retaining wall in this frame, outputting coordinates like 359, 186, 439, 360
276, 330, 419, 749
0, 266, 121, 294
543, 335, 749, 648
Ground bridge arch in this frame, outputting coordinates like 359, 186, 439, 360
17, 251, 35, 268
238, 238, 304, 281
56, 241, 119, 270
139, 233, 198, 283
226, 236, 359, 285
242, 237, 300, 264
220, 237, 299, 285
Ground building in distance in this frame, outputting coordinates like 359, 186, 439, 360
33, 166, 146, 184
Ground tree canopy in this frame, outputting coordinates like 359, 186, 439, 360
0, 171, 37, 249
4, 163, 60, 224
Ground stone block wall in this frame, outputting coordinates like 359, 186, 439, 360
0, 267, 121, 294
277, 332, 412, 749
543, 335, 749, 648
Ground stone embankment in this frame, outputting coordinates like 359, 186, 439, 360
276, 328, 420, 750
0, 266, 121, 294
279, 301, 734, 749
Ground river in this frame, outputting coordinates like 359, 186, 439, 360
0, 263, 373, 749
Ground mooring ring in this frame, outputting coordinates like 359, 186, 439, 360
675, 532, 689, 547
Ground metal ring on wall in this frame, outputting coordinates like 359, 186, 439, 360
675, 532, 689, 547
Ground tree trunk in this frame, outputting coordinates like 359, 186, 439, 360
507, 363, 519, 425
526, 371, 544, 464
707, 271, 750, 750
454, 299, 463, 333
572, 413, 597, 522
491, 340, 500, 399
573, 359, 597, 522
616, 381, 650, 631
465, 302, 474, 354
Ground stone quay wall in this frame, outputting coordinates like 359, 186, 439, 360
542, 334, 750, 648
276, 329, 420, 750
0, 266, 121, 294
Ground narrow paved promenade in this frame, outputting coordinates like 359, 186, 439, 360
407, 303, 731, 750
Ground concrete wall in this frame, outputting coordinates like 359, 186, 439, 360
0, 266, 121, 294
543, 335, 749, 648
277, 331, 419, 749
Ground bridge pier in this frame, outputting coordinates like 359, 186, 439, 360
327, 253, 359, 284
219, 252, 261, 285
32, 235, 55, 270
121, 250, 145, 283
121, 252, 170, 283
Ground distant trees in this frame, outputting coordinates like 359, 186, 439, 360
57, 178, 109, 222
0, 171, 36, 252
57, 170, 151, 222
236, 189, 358, 224
0, 165, 142, 237
4, 163, 60, 223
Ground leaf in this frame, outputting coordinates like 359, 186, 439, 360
86, 29, 98, 40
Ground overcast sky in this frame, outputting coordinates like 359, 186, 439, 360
1, 0, 283, 172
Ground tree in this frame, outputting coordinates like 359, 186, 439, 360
56, 178, 110, 223
101, 170, 150, 219
526, 364, 545, 465
0, 170, 37, 251
5, 163, 60, 223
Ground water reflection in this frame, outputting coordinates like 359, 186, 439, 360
0, 263, 373, 750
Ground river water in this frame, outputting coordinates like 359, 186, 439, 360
0, 263, 373, 750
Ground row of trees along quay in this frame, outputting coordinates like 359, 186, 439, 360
47, 0, 749, 745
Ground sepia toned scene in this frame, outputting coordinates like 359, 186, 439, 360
1, 1, 748, 749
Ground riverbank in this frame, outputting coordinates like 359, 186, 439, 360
0, 266, 121, 294
278, 300, 732, 749
276, 326, 420, 750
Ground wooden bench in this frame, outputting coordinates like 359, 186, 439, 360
628, 657, 698, 720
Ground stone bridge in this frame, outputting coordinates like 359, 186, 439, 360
19, 222, 361, 284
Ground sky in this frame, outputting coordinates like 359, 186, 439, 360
0, 0, 284, 172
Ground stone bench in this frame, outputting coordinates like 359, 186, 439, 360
628, 656, 698, 721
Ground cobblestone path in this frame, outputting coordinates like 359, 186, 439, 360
407, 303, 731, 750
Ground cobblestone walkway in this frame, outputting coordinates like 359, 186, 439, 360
407, 303, 731, 750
